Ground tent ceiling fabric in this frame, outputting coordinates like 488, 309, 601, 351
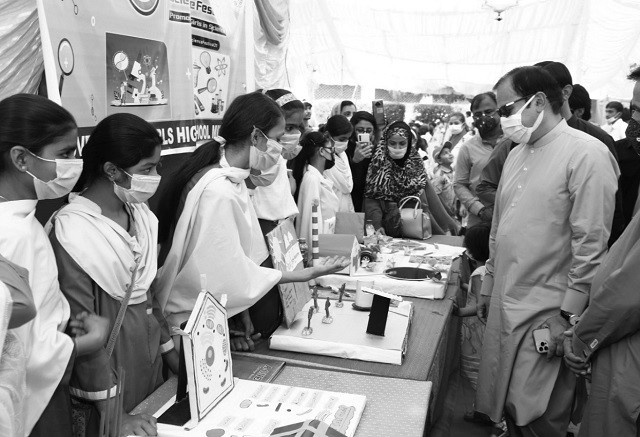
0, 0, 43, 101
287, 0, 640, 100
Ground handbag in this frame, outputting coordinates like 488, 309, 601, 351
398, 195, 432, 240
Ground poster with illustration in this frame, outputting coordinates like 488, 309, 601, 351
106, 33, 171, 119
37, 0, 252, 153
192, 49, 230, 118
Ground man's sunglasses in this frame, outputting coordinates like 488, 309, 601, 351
472, 108, 498, 119
497, 94, 535, 118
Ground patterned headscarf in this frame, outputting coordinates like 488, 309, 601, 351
364, 121, 427, 202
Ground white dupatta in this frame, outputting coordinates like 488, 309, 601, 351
49, 195, 158, 305
156, 161, 281, 329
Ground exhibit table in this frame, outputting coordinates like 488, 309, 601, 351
247, 235, 463, 383
133, 366, 432, 437
135, 235, 462, 436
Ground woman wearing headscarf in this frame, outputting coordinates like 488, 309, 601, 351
364, 121, 459, 237
330, 100, 357, 121
346, 111, 378, 212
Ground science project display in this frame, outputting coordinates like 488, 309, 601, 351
270, 287, 412, 366
155, 287, 366, 437
266, 219, 311, 328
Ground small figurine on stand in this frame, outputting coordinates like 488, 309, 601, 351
322, 297, 333, 324
335, 283, 346, 308
302, 307, 314, 336
312, 285, 319, 313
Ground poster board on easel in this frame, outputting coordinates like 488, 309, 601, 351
266, 218, 311, 328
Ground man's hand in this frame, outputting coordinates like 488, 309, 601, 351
476, 295, 490, 324
563, 328, 590, 376
538, 314, 570, 359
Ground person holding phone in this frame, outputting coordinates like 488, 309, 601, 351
346, 111, 378, 212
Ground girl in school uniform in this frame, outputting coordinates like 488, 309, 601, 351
322, 115, 355, 213
249, 89, 304, 338
156, 92, 346, 353
0, 254, 36, 437
293, 131, 340, 264
49, 113, 178, 436
0, 94, 108, 436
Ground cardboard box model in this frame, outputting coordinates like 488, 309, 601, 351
317, 234, 360, 276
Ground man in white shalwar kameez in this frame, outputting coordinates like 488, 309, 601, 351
475, 66, 619, 436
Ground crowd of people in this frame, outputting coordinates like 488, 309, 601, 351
0, 59, 639, 437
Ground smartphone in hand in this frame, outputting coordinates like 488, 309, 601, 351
357, 133, 370, 144
533, 327, 551, 354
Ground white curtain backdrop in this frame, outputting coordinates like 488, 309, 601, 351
286, 0, 640, 100
0, 0, 43, 101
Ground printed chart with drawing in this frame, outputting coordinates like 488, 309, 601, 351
183, 291, 234, 422
155, 378, 366, 437
267, 219, 311, 328
106, 33, 171, 119
192, 48, 230, 119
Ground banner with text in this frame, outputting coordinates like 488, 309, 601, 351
38, 0, 249, 154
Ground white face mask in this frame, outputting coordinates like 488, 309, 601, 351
26, 153, 83, 200
388, 146, 407, 159
333, 139, 348, 154
282, 145, 302, 160
113, 169, 161, 203
500, 94, 544, 144
251, 128, 282, 171
280, 131, 302, 160
449, 124, 463, 135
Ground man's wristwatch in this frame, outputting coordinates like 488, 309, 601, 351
560, 310, 580, 326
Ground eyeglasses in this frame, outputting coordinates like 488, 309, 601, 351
497, 94, 534, 118
472, 109, 497, 119
355, 127, 374, 134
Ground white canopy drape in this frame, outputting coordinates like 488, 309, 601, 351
286, 0, 640, 100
